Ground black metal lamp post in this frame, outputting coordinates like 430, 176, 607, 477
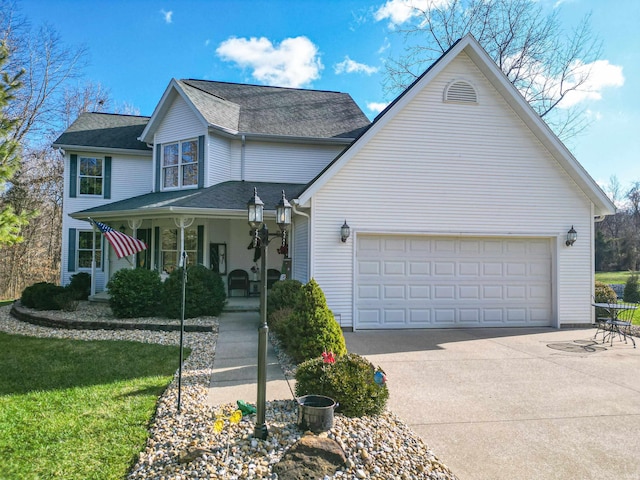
247, 188, 291, 439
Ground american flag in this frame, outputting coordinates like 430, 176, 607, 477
91, 219, 147, 259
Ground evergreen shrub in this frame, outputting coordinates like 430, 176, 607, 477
21, 282, 66, 310
163, 265, 226, 318
283, 279, 346, 364
295, 353, 389, 417
623, 273, 640, 303
267, 279, 303, 318
268, 307, 294, 338
595, 281, 618, 319
107, 268, 162, 318
68, 272, 91, 300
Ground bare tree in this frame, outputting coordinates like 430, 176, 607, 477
383, 0, 601, 140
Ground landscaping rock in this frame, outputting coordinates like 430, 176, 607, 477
272, 432, 346, 479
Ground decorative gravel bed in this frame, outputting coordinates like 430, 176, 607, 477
1, 303, 458, 479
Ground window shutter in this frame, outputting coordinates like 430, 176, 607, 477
104, 156, 112, 199
155, 145, 161, 192
154, 226, 160, 270
197, 225, 204, 265
68, 228, 77, 272
198, 135, 205, 189
69, 155, 78, 198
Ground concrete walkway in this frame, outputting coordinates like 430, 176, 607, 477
344, 327, 640, 480
206, 311, 294, 407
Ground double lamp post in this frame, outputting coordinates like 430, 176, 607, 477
246, 187, 291, 440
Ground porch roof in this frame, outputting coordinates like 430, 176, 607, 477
69, 181, 306, 220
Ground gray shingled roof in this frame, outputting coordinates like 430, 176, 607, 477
181, 79, 370, 138
70, 181, 306, 218
53, 113, 151, 151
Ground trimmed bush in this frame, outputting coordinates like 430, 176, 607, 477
267, 279, 303, 318
68, 272, 91, 300
107, 268, 163, 318
623, 273, 640, 303
268, 307, 294, 338
163, 265, 226, 318
21, 282, 66, 310
295, 353, 389, 417
595, 281, 618, 319
283, 279, 346, 364
54, 289, 80, 312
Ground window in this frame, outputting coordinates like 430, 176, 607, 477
79, 157, 103, 195
160, 227, 197, 273
78, 230, 102, 269
162, 139, 198, 189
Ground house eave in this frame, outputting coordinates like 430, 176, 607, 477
53, 144, 152, 157
69, 206, 283, 221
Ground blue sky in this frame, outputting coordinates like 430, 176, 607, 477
22, 0, 640, 193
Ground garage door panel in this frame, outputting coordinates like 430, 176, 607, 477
384, 261, 405, 275
356, 235, 552, 329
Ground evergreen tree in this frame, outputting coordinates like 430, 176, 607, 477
0, 41, 28, 245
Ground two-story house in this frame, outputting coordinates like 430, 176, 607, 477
55, 35, 615, 330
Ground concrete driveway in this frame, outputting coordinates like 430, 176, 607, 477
344, 327, 640, 480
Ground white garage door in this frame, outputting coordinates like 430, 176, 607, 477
356, 235, 552, 329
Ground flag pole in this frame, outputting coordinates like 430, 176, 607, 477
88, 218, 97, 297
177, 250, 187, 413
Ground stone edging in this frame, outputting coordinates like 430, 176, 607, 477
9, 302, 215, 333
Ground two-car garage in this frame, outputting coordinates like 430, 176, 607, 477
355, 234, 553, 329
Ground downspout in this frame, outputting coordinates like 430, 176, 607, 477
241, 134, 246, 180
292, 202, 311, 280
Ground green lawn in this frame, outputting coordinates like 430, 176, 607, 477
595, 271, 638, 284
0, 300, 14, 306
0, 332, 186, 479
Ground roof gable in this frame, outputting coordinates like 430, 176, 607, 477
296, 34, 615, 216
140, 79, 370, 143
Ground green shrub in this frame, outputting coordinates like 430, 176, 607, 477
267, 279, 303, 318
283, 279, 346, 364
54, 289, 80, 312
68, 272, 91, 300
21, 282, 66, 310
623, 273, 640, 303
268, 307, 294, 338
295, 353, 389, 417
107, 268, 162, 318
163, 265, 226, 318
595, 281, 618, 319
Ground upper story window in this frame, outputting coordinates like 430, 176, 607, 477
79, 157, 103, 195
162, 139, 198, 189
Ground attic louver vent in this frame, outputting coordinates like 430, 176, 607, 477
444, 80, 478, 104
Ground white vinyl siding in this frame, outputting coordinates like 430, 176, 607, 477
61, 153, 152, 289
292, 215, 309, 282
155, 95, 205, 144
308, 52, 592, 329
209, 135, 232, 186
242, 141, 345, 184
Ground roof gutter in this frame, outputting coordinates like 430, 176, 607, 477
53, 144, 152, 156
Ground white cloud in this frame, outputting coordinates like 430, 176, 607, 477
374, 0, 449, 26
160, 9, 173, 24
557, 60, 624, 108
216, 36, 323, 88
334, 56, 379, 75
378, 37, 391, 54
367, 101, 390, 113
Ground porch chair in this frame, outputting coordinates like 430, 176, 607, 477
228, 269, 250, 297
608, 302, 637, 348
267, 269, 281, 289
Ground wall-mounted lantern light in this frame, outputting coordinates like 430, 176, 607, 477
341, 220, 350, 243
566, 226, 577, 247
